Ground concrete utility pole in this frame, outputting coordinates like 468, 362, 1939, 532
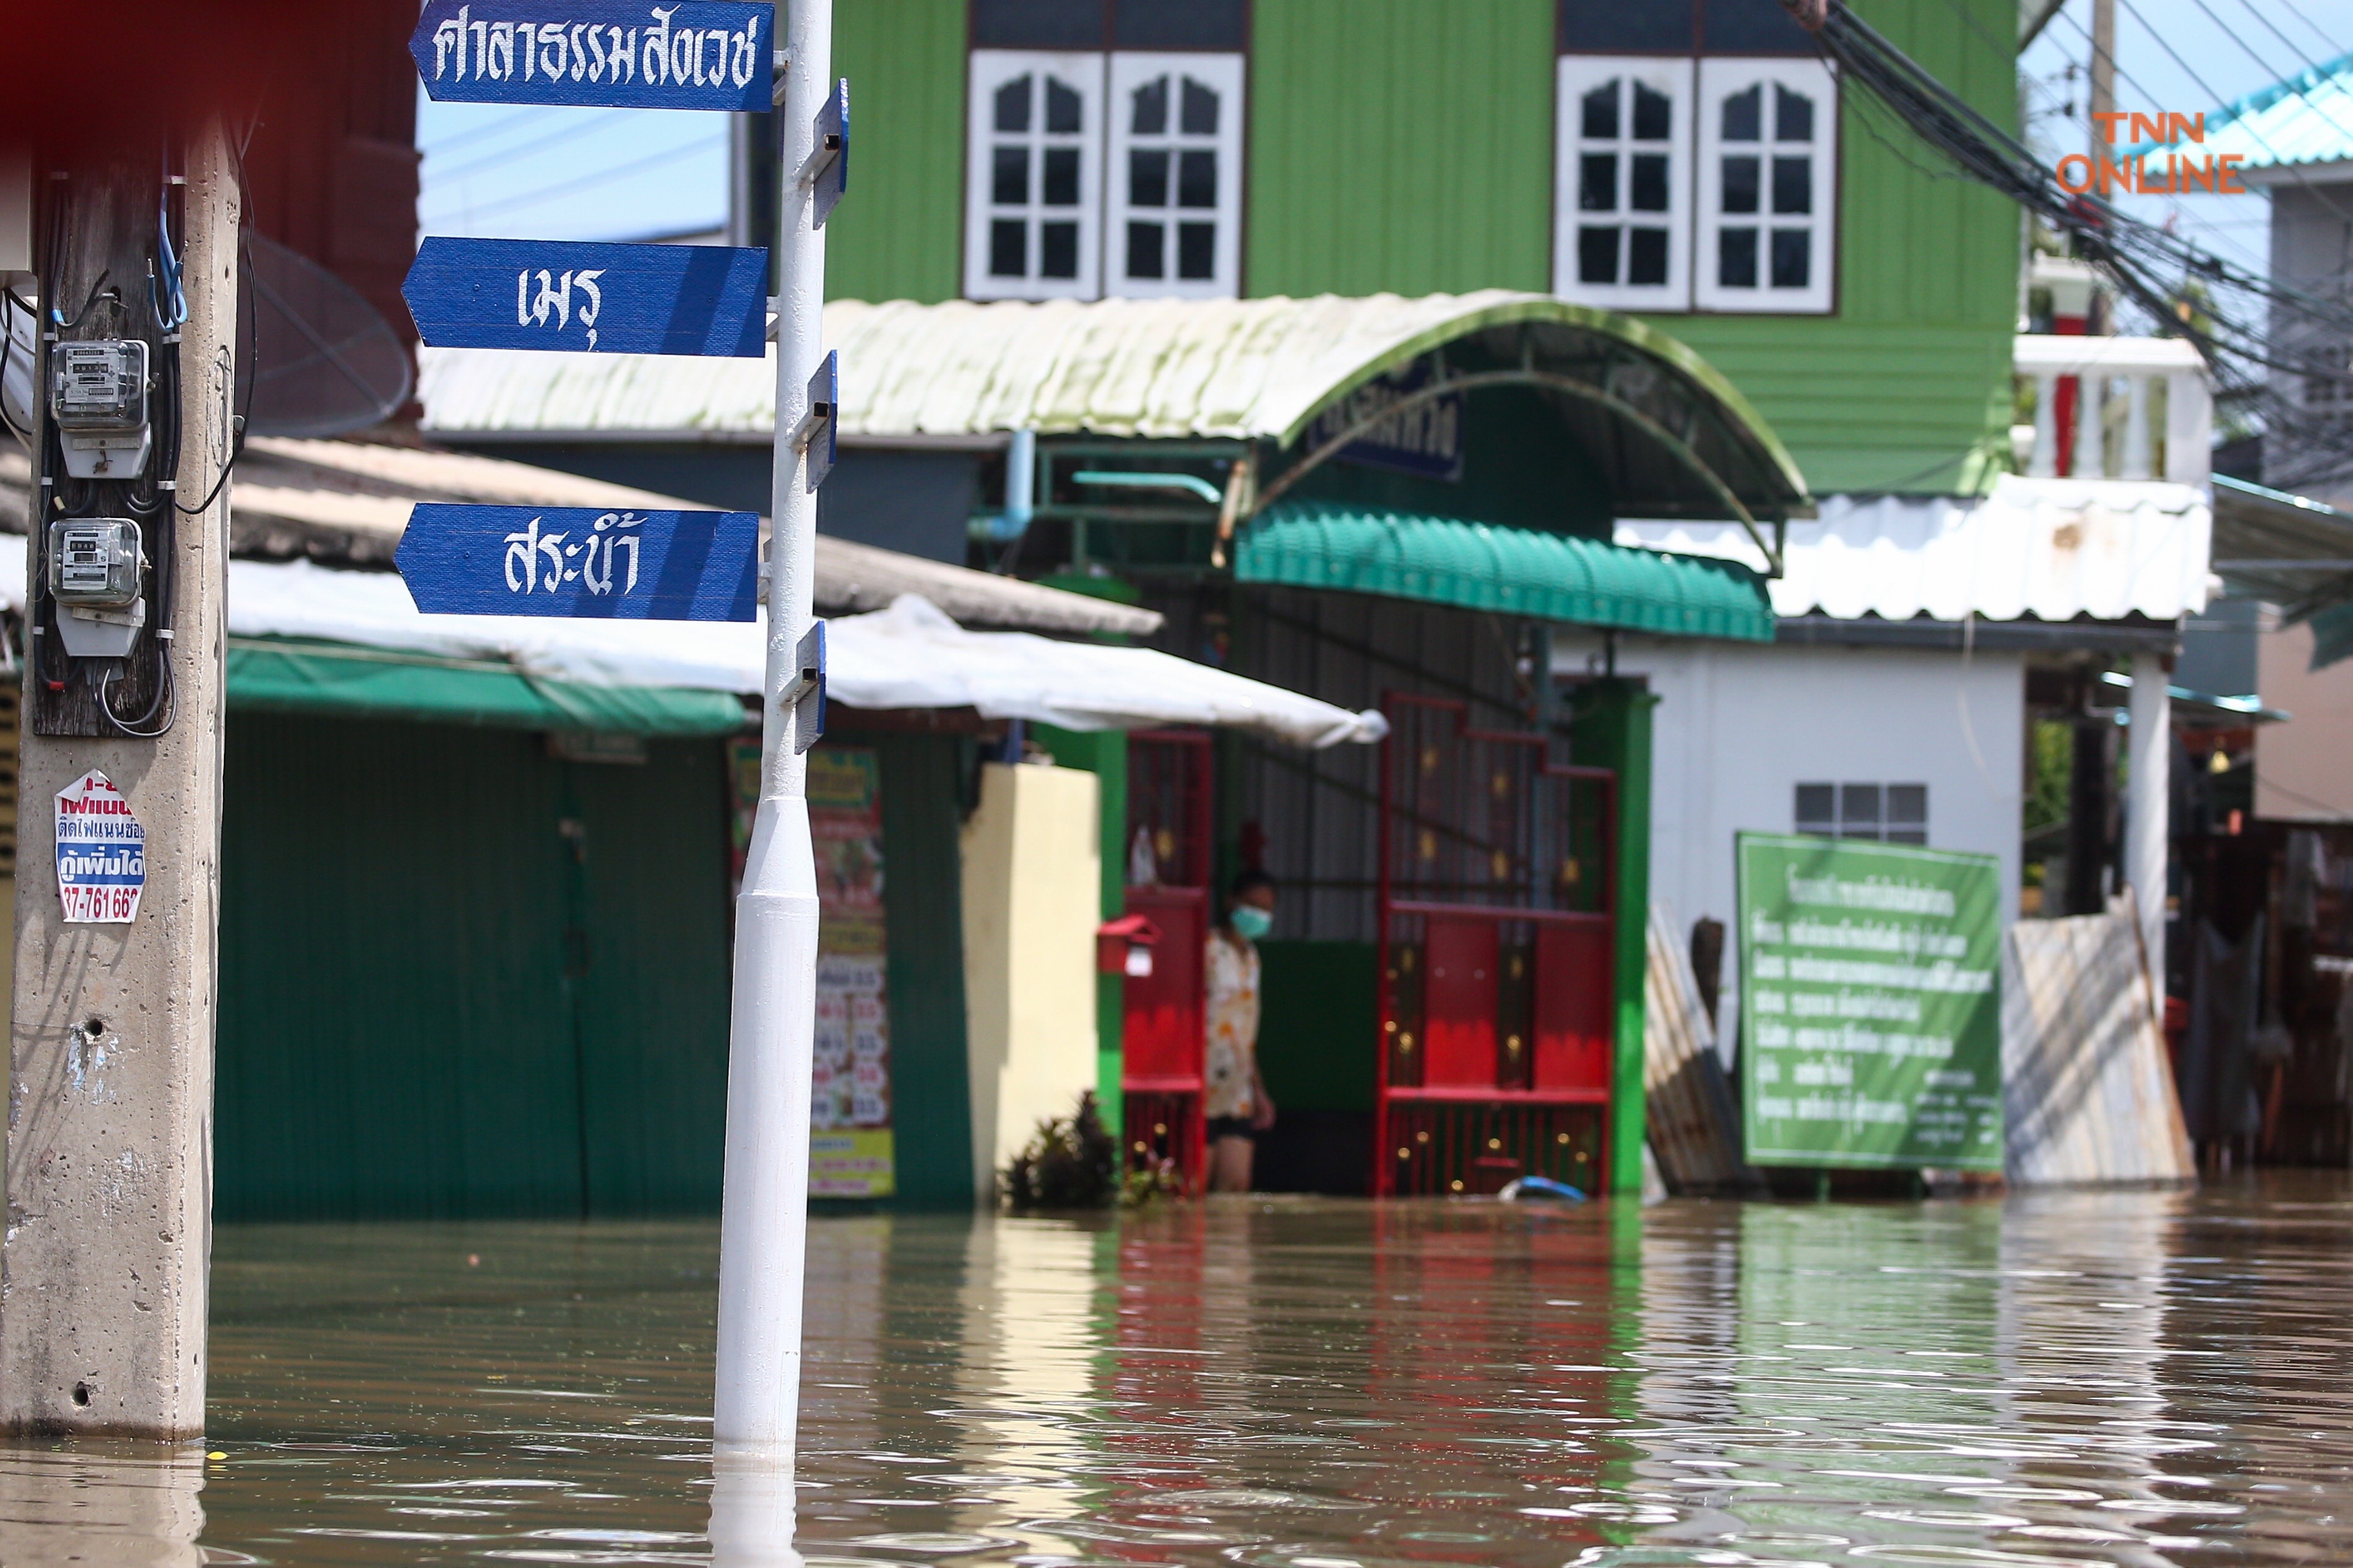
712, 0, 829, 1535
2088, 0, 2116, 158
2126, 653, 2170, 999
3, 121, 237, 1439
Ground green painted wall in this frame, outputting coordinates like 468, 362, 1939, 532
831, 0, 968, 303
860, 730, 981, 1207
824, 0, 2018, 494
1245, 0, 1555, 298
1256, 941, 1378, 1114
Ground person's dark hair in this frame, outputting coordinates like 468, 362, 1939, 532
1230, 869, 1274, 901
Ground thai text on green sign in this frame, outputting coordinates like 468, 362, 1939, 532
1737, 833, 2003, 1170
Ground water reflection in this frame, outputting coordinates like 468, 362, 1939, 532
0, 1444, 204, 1568
4, 1178, 2349, 1566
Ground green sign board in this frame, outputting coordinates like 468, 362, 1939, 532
1737, 834, 2003, 1170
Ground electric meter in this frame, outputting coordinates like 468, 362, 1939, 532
50, 340, 151, 479
49, 518, 142, 608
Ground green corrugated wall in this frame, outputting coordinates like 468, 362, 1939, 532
216, 717, 732, 1219
826, 0, 2018, 495
831, 0, 969, 303
1245, 0, 1555, 298
218, 718, 978, 1218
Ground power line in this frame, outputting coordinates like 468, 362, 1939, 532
425, 107, 634, 186
419, 106, 555, 158
2271, 0, 2351, 63
425, 134, 721, 227
2185, 0, 2353, 149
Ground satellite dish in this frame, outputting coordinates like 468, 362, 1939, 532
238, 231, 414, 438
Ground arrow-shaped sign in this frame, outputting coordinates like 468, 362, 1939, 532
403, 237, 769, 357
412, 1, 772, 111
397, 504, 761, 621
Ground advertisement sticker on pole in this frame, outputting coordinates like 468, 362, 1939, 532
56, 769, 146, 924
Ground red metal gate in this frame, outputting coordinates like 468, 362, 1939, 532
1121, 730, 1214, 1189
1377, 694, 1616, 1197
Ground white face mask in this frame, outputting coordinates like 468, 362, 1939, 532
1229, 905, 1272, 941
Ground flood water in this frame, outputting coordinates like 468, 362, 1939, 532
9, 1176, 2353, 1566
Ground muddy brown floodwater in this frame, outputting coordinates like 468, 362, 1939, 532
3, 1177, 2352, 1566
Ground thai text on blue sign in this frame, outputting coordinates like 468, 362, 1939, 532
56, 769, 145, 924
413, 1, 771, 110
403, 238, 769, 357
397, 505, 761, 621
1302, 363, 1465, 483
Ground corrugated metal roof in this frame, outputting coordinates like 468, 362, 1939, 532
2211, 474, 2353, 619
2148, 51, 2353, 171
1238, 502, 1774, 642
1616, 476, 2210, 624
418, 291, 1810, 514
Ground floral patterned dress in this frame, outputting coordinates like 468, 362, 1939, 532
1203, 929, 1261, 1122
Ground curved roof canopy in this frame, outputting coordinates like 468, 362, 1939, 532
420, 291, 1811, 527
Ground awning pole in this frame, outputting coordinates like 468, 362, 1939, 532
714, 0, 830, 1537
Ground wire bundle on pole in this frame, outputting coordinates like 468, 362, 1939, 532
1789, 0, 2353, 492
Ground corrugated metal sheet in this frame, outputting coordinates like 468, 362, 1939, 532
829, 0, 967, 304
417, 293, 1809, 505
1245, 0, 1553, 297
1239, 501, 1774, 641
2183, 53, 2353, 171
1617, 475, 2212, 623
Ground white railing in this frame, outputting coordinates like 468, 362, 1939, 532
2013, 334, 2210, 485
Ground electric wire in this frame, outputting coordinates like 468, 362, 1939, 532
1784, 0, 2353, 493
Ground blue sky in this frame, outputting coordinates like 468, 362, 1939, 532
417, 0, 2353, 270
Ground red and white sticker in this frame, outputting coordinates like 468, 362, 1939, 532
56, 770, 145, 924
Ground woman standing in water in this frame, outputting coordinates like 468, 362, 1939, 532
1204, 871, 1277, 1192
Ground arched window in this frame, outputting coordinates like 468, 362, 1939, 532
965, 53, 1103, 300
1553, 57, 1693, 309
1695, 59, 1836, 313
1106, 54, 1245, 298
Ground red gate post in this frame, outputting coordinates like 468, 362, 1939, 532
1571, 678, 1657, 1199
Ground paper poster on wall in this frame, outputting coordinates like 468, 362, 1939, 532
808, 748, 894, 1197
1737, 832, 2003, 1170
56, 769, 145, 924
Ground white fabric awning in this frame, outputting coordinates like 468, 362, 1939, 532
0, 541, 1383, 747
1617, 475, 2212, 623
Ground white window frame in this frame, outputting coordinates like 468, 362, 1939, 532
1693, 56, 1836, 314
1552, 56, 1694, 311
964, 50, 1105, 302
1104, 52, 1246, 300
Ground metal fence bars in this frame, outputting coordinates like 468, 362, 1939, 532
1376, 694, 1617, 1197
1121, 730, 1215, 1190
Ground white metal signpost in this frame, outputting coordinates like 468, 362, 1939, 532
400, 0, 842, 1552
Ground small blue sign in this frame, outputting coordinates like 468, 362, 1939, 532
397, 504, 761, 621
403, 237, 769, 357
812, 78, 849, 228
413, 1, 771, 111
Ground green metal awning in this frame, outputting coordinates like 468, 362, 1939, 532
227, 638, 749, 736
1235, 502, 1775, 642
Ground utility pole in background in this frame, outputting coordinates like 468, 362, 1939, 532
2, 119, 237, 1439
2088, 0, 2115, 159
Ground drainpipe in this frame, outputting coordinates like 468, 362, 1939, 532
1004, 428, 1035, 535
2125, 653, 2170, 1003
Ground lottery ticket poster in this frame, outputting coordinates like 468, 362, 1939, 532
807, 748, 894, 1197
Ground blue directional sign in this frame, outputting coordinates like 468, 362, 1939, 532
412, 1, 771, 110
397, 504, 760, 621
403, 237, 769, 357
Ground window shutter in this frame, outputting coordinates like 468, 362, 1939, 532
1105, 52, 1245, 299
1552, 56, 1694, 311
1694, 57, 1836, 314
965, 50, 1106, 301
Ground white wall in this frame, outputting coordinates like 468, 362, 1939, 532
1554, 634, 2026, 1054
959, 761, 1103, 1203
